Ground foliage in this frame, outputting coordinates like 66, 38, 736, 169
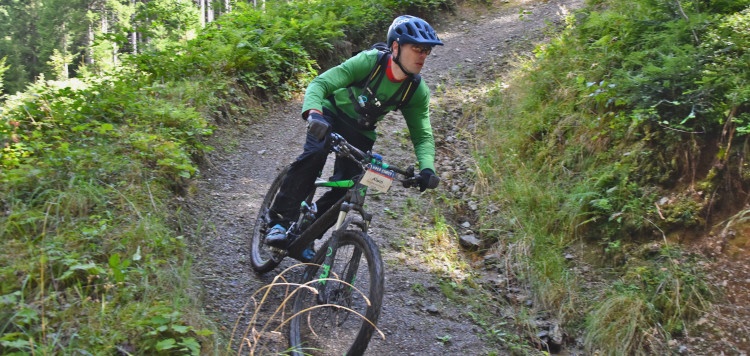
700, 8, 750, 134
0, 0, 206, 95
488, 0, 750, 242
133, 0, 202, 53
129, 0, 455, 101
473, 0, 747, 353
585, 247, 711, 354
1, 0, 458, 353
0, 70, 214, 353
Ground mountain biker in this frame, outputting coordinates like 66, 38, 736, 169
265, 15, 443, 255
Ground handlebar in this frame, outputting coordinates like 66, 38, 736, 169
328, 132, 439, 190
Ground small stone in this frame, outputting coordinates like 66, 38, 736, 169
549, 323, 563, 347
459, 234, 481, 249
483, 254, 502, 266
490, 276, 508, 288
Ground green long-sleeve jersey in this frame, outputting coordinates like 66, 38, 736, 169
301, 49, 436, 172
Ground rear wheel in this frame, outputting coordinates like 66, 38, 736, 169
289, 230, 384, 356
249, 165, 289, 273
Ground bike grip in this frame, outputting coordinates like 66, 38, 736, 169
307, 116, 330, 141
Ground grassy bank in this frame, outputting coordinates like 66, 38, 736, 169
470, 0, 748, 353
0, 0, 457, 353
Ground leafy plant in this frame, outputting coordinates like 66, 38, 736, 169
1, 1, 459, 353
470, 0, 744, 353
0, 64, 214, 354
436, 334, 452, 345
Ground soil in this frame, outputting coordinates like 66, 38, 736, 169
187, 0, 750, 355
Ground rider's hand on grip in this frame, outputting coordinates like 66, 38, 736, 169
416, 168, 439, 192
306, 112, 330, 141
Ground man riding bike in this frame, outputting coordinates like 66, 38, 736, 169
265, 15, 443, 256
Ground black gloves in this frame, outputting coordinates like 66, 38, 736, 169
416, 168, 440, 192
307, 111, 330, 140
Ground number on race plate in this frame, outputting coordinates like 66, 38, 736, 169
360, 165, 396, 193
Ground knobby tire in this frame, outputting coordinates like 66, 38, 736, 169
289, 230, 385, 356
249, 165, 289, 273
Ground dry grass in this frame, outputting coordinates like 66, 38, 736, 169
229, 263, 385, 355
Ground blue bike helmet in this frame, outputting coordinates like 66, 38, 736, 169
387, 15, 443, 47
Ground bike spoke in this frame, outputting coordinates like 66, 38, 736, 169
290, 231, 383, 356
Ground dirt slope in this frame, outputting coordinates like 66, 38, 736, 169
188, 1, 584, 355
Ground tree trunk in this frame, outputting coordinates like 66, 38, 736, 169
207, 0, 214, 23
61, 27, 69, 80
200, 0, 206, 27
130, 0, 137, 54
86, 22, 94, 65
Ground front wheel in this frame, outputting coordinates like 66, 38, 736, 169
289, 230, 384, 356
249, 165, 289, 273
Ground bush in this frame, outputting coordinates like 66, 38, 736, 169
475, 0, 745, 353
0, 72, 214, 353
1, 0, 458, 352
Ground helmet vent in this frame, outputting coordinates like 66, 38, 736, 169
386, 15, 443, 47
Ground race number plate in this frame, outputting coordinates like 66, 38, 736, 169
360, 165, 396, 193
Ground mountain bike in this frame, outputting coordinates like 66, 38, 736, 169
249, 132, 439, 355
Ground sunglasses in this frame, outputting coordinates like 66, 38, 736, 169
408, 44, 433, 55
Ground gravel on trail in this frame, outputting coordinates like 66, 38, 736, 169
189, 1, 588, 354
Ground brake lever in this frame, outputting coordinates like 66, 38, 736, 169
401, 165, 417, 188
401, 177, 418, 188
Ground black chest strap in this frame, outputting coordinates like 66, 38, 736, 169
345, 51, 421, 130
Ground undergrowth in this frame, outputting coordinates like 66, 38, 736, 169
5, 0, 741, 353
469, 0, 747, 354
0, 72, 218, 353
0, 0, 462, 353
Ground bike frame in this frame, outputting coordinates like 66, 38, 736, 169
281, 132, 404, 263
284, 177, 372, 262
278, 131, 436, 356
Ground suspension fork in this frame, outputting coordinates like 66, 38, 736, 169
315, 227, 366, 304
315, 184, 371, 302
315, 204, 354, 290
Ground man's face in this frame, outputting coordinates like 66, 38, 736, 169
394, 43, 432, 74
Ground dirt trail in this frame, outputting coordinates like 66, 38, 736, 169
189, 1, 584, 354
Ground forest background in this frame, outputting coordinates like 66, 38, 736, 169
1, 0, 749, 354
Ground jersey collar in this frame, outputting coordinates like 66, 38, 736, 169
386, 57, 406, 83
